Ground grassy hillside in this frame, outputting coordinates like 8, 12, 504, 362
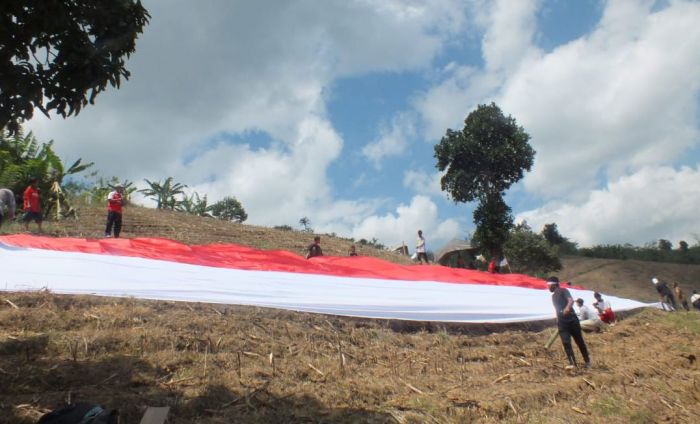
0, 202, 412, 264
2, 203, 700, 423
3, 201, 699, 303
560, 256, 700, 303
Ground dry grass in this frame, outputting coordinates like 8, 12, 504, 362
559, 256, 700, 303
1, 292, 699, 423
2, 203, 700, 423
1, 202, 411, 264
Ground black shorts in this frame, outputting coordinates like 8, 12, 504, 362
22, 211, 42, 223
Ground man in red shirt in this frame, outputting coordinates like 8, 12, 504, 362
22, 178, 42, 232
105, 184, 125, 238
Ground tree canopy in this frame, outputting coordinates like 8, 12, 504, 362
435, 103, 535, 256
504, 222, 562, 276
210, 196, 247, 223
0, 0, 150, 133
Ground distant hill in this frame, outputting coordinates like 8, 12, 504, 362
560, 256, 700, 303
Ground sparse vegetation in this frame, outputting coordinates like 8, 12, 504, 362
209, 196, 247, 223
1, 293, 697, 423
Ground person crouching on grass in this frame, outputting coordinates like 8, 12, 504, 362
547, 276, 591, 370
105, 184, 125, 238
592, 292, 616, 324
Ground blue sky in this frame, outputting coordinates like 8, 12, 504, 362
29, 0, 700, 250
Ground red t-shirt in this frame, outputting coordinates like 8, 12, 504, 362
488, 259, 497, 273
23, 185, 40, 212
107, 191, 123, 213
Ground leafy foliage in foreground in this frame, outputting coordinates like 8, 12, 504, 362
0, 0, 150, 133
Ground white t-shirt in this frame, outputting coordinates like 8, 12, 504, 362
416, 236, 426, 253
595, 299, 611, 311
577, 305, 601, 322
691, 293, 700, 303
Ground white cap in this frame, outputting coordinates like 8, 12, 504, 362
652, 277, 659, 284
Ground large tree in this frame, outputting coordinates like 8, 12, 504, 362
435, 103, 535, 256
0, 0, 150, 133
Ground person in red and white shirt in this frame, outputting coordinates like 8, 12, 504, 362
105, 185, 125, 238
22, 178, 43, 232
592, 292, 616, 324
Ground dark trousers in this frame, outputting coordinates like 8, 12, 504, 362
558, 318, 590, 365
105, 211, 122, 237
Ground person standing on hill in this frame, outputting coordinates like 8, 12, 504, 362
673, 282, 690, 311
415, 230, 429, 264
652, 277, 678, 311
22, 178, 43, 232
0, 188, 16, 226
488, 257, 499, 273
306, 236, 323, 259
547, 276, 591, 370
105, 185, 125, 238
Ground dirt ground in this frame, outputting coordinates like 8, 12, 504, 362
1, 292, 699, 424
2, 203, 700, 423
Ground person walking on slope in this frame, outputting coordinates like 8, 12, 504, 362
652, 277, 678, 311
22, 178, 43, 232
673, 282, 690, 311
547, 276, 591, 370
105, 185, 125, 238
415, 230, 429, 264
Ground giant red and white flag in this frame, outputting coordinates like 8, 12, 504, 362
0, 235, 651, 323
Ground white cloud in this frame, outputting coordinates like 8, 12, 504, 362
416, 0, 700, 200
478, 0, 540, 73
24, 0, 471, 244
402, 169, 445, 198
362, 112, 416, 168
414, 0, 539, 140
351, 195, 460, 249
517, 165, 700, 246
503, 0, 700, 198
180, 116, 343, 226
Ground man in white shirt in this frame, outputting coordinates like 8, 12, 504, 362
415, 230, 429, 264
575, 298, 603, 332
